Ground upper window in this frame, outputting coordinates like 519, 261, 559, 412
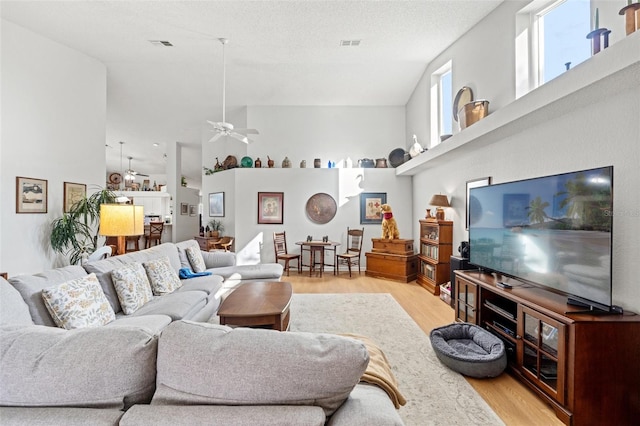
430, 61, 452, 145
516, 0, 590, 97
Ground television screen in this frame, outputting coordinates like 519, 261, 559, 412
468, 166, 613, 309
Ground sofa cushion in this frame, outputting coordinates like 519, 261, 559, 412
0, 278, 33, 326
177, 274, 224, 295
201, 249, 237, 269
129, 291, 209, 321
0, 407, 124, 426
208, 264, 284, 282
84, 243, 181, 313
41, 273, 116, 329
8, 265, 89, 326
142, 256, 182, 295
121, 405, 325, 426
326, 383, 405, 426
111, 263, 153, 315
186, 246, 207, 272
153, 321, 369, 416
0, 325, 157, 409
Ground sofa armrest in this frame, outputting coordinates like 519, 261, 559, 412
327, 383, 404, 425
201, 250, 236, 268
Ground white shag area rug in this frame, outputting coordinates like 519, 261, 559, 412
288, 293, 505, 426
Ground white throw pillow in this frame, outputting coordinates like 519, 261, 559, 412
186, 246, 207, 273
41, 273, 115, 329
111, 263, 153, 314
143, 256, 182, 295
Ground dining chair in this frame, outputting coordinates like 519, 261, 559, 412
336, 227, 364, 277
145, 222, 164, 249
87, 246, 112, 262
125, 235, 140, 252
273, 231, 301, 276
213, 236, 234, 252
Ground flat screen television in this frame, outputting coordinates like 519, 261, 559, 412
468, 166, 613, 311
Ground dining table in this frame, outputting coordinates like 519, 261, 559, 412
295, 240, 340, 277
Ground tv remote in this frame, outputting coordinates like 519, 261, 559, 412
496, 281, 512, 289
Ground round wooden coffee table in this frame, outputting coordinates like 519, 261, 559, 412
217, 281, 292, 331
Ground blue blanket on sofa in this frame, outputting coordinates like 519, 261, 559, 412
179, 268, 213, 279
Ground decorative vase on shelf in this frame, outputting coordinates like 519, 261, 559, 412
267, 156, 274, 168
282, 157, 291, 168
300, 160, 306, 168
254, 157, 262, 168
314, 158, 321, 168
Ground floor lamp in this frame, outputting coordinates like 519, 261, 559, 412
99, 204, 144, 256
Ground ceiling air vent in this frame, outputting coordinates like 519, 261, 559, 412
149, 40, 173, 47
340, 40, 361, 47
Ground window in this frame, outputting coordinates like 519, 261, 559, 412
430, 61, 452, 146
516, 0, 590, 98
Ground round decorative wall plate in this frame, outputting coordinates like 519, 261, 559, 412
109, 172, 122, 184
453, 86, 474, 122
305, 193, 337, 224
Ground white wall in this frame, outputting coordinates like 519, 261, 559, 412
1, 20, 107, 275
203, 106, 407, 173
405, 2, 640, 312
201, 105, 411, 266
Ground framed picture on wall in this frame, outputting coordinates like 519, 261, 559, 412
466, 177, 491, 230
63, 182, 86, 213
360, 192, 386, 224
258, 192, 283, 224
209, 192, 224, 217
189, 205, 197, 217
180, 203, 188, 215
16, 176, 48, 214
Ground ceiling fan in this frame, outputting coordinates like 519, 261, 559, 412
208, 38, 259, 144
124, 156, 149, 180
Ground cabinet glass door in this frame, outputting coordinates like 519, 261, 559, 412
518, 306, 565, 404
455, 279, 477, 323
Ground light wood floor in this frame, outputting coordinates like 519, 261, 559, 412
285, 271, 564, 426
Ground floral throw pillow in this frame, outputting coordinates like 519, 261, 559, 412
41, 273, 116, 329
143, 256, 182, 295
186, 246, 207, 273
111, 263, 153, 315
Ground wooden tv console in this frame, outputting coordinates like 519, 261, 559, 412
454, 270, 640, 425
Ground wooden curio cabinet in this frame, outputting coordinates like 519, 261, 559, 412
417, 219, 452, 295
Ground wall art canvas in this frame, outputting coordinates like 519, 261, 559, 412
16, 176, 47, 213
63, 182, 86, 213
258, 192, 283, 224
360, 192, 386, 224
209, 192, 224, 217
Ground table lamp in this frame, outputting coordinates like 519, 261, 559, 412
429, 194, 450, 221
99, 204, 144, 255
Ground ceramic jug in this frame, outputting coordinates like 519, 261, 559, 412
300, 160, 306, 168
282, 156, 291, 168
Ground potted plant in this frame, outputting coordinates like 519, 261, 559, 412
207, 219, 224, 238
50, 187, 116, 264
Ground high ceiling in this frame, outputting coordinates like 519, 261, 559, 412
1, 0, 503, 184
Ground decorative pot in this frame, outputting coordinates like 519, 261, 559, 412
300, 160, 306, 168
254, 157, 262, 168
375, 158, 388, 168
267, 156, 275, 168
358, 158, 374, 168
282, 157, 291, 168
314, 158, 321, 168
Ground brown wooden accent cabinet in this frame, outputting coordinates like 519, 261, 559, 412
454, 270, 640, 425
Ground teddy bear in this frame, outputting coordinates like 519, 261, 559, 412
380, 204, 400, 240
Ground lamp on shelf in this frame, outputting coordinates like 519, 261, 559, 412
429, 194, 450, 221
99, 204, 144, 256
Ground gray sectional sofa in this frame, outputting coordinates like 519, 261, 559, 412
0, 240, 404, 425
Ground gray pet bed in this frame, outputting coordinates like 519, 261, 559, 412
429, 323, 507, 378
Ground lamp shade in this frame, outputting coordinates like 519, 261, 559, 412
429, 194, 450, 207
99, 204, 144, 236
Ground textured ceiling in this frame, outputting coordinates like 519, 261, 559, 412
1, 0, 503, 183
